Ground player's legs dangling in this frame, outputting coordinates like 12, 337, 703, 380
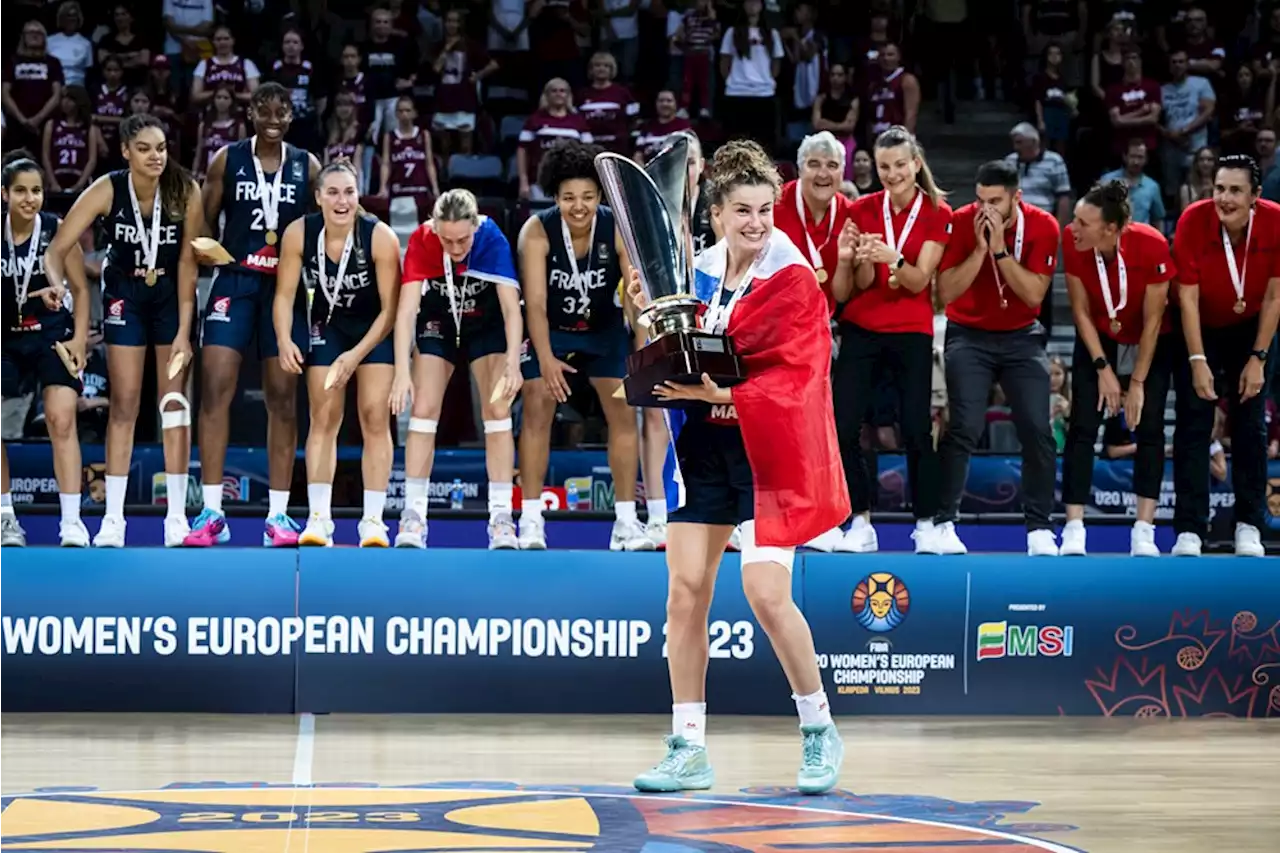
396, 352, 453, 548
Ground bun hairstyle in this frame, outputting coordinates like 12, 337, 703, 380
537, 138, 605, 198
1215, 154, 1262, 190
1082, 179, 1131, 228
873, 125, 946, 209
707, 139, 781, 207
120, 113, 192, 220
2, 151, 43, 188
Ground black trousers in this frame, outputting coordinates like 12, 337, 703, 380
935, 322, 1056, 530
833, 322, 939, 519
1061, 334, 1174, 506
1172, 315, 1275, 537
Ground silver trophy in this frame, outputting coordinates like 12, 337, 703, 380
595, 133, 744, 408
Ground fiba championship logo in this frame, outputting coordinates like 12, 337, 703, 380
852, 572, 910, 633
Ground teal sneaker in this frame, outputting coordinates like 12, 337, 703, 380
633, 735, 715, 793
796, 723, 844, 795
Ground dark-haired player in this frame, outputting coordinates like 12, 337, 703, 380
927, 160, 1061, 556
188, 82, 322, 548
1171, 154, 1280, 557
1, 154, 92, 547
516, 139, 648, 551
44, 113, 204, 548
1061, 180, 1176, 556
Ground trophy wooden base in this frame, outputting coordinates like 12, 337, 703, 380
622, 330, 745, 409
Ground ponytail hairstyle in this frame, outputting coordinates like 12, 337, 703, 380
2, 150, 43, 188
1215, 153, 1261, 192
120, 112, 192, 220
432, 188, 480, 225
707, 138, 781, 206
316, 158, 367, 216
1081, 179, 1131, 229
873, 125, 947, 209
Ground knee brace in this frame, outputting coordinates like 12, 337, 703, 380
408, 417, 438, 435
738, 520, 796, 573
483, 418, 513, 434
159, 392, 192, 430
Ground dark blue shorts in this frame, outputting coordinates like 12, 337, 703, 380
307, 321, 395, 367
1, 319, 80, 399
520, 327, 629, 381
200, 268, 308, 359
417, 317, 507, 363
102, 280, 179, 348
668, 414, 755, 527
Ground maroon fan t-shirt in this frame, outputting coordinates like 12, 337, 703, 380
1104, 78, 1163, 156
518, 110, 592, 185
435, 41, 489, 114
577, 83, 638, 154
633, 117, 692, 163
2, 54, 63, 119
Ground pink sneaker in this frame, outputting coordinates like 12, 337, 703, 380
263, 513, 301, 547
183, 509, 229, 547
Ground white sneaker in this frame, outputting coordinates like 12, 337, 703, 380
358, 517, 390, 547
59, 519, 90, 547
518, 514, 547, 549
299, 514, 334, 547
1059, 521, 1086, 556
488, 512, 518, 550
912, 519, 939, 554
1171, 532, 1202, 557
164, 515, 191, 547
1, 514, 26, 547
645, 519, 668, 550
1235, 523, 1265, 557
1028, 529, 1060, 556
611, 517, 655, 552
835, 517, 878, 553
395, 510, 428, 548
726, 525, 742, 552
932, 521, 967, 555
804, 527, 845, 552
1130, 521, 1159, 557
93, 516, 126, 548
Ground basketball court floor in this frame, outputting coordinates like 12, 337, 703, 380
1, 713, 1276, 852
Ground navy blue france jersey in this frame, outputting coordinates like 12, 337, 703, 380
220, 139, 311, 275
538, 205, 623, 333
2, 211, 70, 333
301, 212, 382, 339
102, 170, 184, 294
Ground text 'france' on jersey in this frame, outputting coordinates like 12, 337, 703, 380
408, 216, 517, 339
2, 211, 68, 332
102, 170, 185, 293
539, 204, 623, 333
301, 211, 381, 339
221, 139, 312, 275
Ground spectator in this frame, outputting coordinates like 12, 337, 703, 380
430, 9, 497, 159
1217, 63, 1273, 158
373, 95, 439, 220
190, 25, 260, 110
1105, 47, 1161, 163
849, 148, 879, 195
191, 86, 245, 181
323, 90, 365, 176
784, 1, 828, 120
144, 56, 183, 153
42, 85, 98, 194
361, 5, 418, 154
160, 0, 214, 99
671, 0, 719, 118
92, 56, 128, 169
598, 0, 642, 83
577, 52, 638, 156
487, 0, 535, 58
865, 43, 919, 142
1005, 122, 1072, 224
530, 0, 590, 91
1049, 354, 1070, 451
1100, 139, 1165, 231
1257, 129, 1277, 178
810, 63, 858, 178
1022, 0, 1087, 86
852, 11, 893, 87
96, 4, 152, 91
1031, 42, 1073, 156
1179, 145, 1217, 212
1159, 49, 1216, 199
271, 29, 324, 155
45, 2, 92, 89
719, 0, 784, 153
1176, 6, 1225, 82
2, 20, 65, 157
1089, 16, 1132, 103
1251, 8, 1280, 82
632, 90, 690, 165
918, 0, 975, 124
517, 78, 591, 201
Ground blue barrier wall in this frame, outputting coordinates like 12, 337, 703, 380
3, 550, 1277, 718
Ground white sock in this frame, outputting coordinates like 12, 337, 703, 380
615, 500, 637, 524
793, 689, 834, 727
522, 498, 544, 520
1065, 518, 1084, 531
488, 481, 513, 519
308, 483, 333, 519
105, 475, 127, 519
363, 489, 386, 522
673, 702, 707, 747
203, 484, 223, 515
0, 492, 12, 516
646, 498, 667, 525
405, 477, 429, 517
268, 489, 290, 518
59, 493, 81, 524
166, 474, 188, 519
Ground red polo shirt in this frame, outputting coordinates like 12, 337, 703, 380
941, 201, 1060, 331
1062, 221, 1174, 345
1173, 198, 1280, 329
843, 188, 953, 336
773, 179, 853, 315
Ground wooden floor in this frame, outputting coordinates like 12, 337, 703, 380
2, 714, 1277, 852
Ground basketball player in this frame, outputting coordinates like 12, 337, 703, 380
273, 161, 401, 547
44, 114, 203, 548
393, 189, 522, 549
628, 140, 849, 795
1171, 155, 1279, 557
867, 43, 920, 139
1061, 181, 1176, 556
1, 155, 92, 548
515, 139, 647, 551
186, 82, 321, 548
373, 95, 439, 220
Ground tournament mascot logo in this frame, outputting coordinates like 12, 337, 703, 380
852, 572, 910, 633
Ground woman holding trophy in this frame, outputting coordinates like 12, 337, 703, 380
616, 139, 850, 795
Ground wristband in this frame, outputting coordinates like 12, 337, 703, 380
1188, 354, 1207, 363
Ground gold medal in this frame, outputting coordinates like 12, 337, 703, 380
1234, 299, 1246, 314
145, 269, 157, 286
888, 274, 899, 288
1110, 319, 1121, 335
265, 230, 278, 246
816, 268, 828, 284
1000, 297, 1008, 309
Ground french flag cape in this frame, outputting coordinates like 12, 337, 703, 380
404, 215, 518, 287
661, 229, 851, 547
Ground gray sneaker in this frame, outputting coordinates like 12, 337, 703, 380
1, 514, 27, 547
488, 513, 518, 550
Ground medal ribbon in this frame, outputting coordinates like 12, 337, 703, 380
251, 136, 287, 237
1094, 242, 1127, 330
989, 207, 1025, 305
560, 214, 596, 314
442, 254, 464, 344
316, 226, 354, 327
4, 211, 41, 314
1221, 208, 1253, 307
704, 249, 763, 334
796, 187, 835, 275
128, 174, 161, 281
882, 188, 923, 272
